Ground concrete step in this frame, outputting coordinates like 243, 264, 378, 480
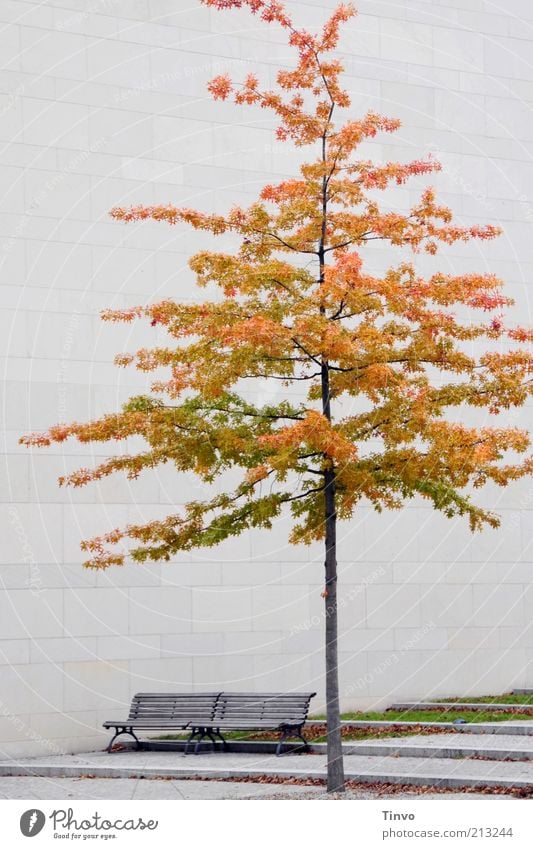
3, 749, 533, 792
341, 755, 533, 791
337, 733, 533, 761
512, 690, 533, 695
391, 701, 533, 713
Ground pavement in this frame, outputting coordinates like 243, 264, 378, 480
0, 775, 510, 800
0, 775, 314, 800
2, 738, 533, 794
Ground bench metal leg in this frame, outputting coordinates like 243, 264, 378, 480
184, 726, 225, 754
107, 726, 140, 753
205, 729, 218, 751
184, 726, 213, 755
213, 728, 228, 751
184, 727, 200, 755
194, 729, 205, 754
276, 724, 309, 757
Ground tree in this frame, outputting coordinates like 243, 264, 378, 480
22, 0, 532, 793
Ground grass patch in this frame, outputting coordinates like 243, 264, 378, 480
155, 724, 453, 743
152, 702, 533, 746
154, 705, 533, 746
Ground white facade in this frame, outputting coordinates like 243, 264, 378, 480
1, 0, 532, 757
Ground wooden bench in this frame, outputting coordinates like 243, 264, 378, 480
103, 691, 316, 755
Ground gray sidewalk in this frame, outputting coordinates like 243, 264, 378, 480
0, 775, 316, 800
2, 739, 533, 792
0, 775, 510, 801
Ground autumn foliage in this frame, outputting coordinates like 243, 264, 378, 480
22, 0, 532, 574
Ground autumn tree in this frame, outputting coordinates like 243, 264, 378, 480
22, 0, 532, 793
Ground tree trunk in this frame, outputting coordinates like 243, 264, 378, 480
324, 465, 345, 792
321, 359, 345, 793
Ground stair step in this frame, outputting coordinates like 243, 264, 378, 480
3, 751, 533, 792
337, 732, 533, 761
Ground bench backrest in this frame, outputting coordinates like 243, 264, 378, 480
214, 692, 316, 725
128, 692, 220, 723
126, 691, 316, 726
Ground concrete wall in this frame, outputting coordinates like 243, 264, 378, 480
1, 0, 532, 756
